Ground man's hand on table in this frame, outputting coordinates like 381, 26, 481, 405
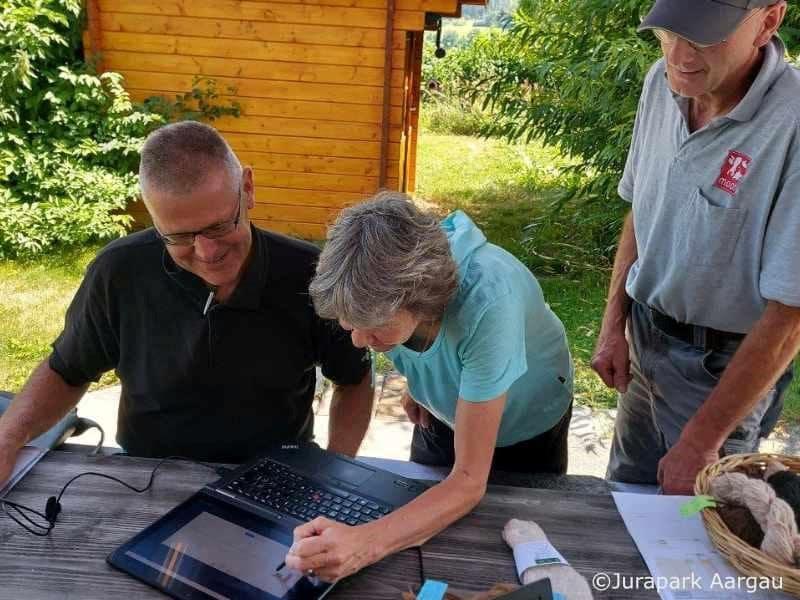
657, 437, 718, 495
284, 516, 382, 582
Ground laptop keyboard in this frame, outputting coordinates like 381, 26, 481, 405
222, 458, 392, 526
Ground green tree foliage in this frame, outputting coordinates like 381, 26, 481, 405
480, 0, 800, 202
422, 29, 516, 135
0, 0, 239, 257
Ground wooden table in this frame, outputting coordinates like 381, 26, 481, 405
0, 449, 657, 599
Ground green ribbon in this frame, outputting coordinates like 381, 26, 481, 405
680, 495, 718, 517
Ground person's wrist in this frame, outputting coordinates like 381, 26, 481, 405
360, 520, 390, 563
600, 302, 629, 334
0, 434, 24, 458
678, 421, 724, 457
598, 317, 626, 343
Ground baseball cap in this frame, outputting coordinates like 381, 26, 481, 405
638, 0, 777, 46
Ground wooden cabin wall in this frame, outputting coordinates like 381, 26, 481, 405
87, 0, 462, 238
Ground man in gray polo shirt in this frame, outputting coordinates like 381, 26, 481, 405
592, 0, 800, 494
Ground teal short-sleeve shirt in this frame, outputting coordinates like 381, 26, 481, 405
387, 211, 573, 446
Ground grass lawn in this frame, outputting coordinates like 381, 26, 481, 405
0, 243, 114, 393
1, 130, 799, 423
414, 131, 800, 420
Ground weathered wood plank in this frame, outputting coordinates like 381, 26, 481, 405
0, 451, 656, 599
254, 187, 366, 207
236, 0, 462, 11
239, 151, 400, 177
250, 203, 339, 223
96, 0, 424, 31
256, 219, 327, 239
225, 132, 401, 160
245, 153, 378, 176
128, 90, 403, 125
251, 168, 396, 193
213, 115, 401, 143
103, 50, 405, 88
100, 11, 407, 49
101, 31, 405, 69
117, 70, 402, 106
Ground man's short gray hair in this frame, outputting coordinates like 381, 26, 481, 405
310, 192, 458, 328
139, 121, 242, 199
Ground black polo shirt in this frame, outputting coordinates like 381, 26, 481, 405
50, 226, 370, 462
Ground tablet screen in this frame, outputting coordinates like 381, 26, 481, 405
108, 493, 333, 600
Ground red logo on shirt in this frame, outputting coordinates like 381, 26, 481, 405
714, 150, 751, 196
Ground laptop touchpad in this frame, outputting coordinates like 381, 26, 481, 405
324, 458, 374, 487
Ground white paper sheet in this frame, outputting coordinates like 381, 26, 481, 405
0, 446, 47, 497
612, 492, 792, 600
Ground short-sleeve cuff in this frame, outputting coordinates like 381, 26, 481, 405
760, 278, 800, 308
48, 347, 95, 387
618, 182, 633, 203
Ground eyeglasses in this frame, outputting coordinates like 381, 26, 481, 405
156, 183, 244, 246
652, 8, 764, 51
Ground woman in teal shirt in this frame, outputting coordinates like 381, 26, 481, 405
284, 192, 573, 581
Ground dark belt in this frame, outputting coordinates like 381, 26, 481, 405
648, 306, 745, 351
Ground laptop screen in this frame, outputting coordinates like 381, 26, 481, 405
109, 493, 333, 600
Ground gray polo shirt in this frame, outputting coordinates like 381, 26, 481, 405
620, 37, 800, 333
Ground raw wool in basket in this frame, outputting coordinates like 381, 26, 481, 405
502, 519, 594, 600
717, 504, 765, 547
765, 460, 800, 530
710, 472, 800, 566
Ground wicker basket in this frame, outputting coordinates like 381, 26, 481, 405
695, 453, 800, 597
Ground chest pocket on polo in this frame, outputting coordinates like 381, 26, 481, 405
678, 187, 748, 266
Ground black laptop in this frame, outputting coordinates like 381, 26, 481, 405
108, 443, 429, 600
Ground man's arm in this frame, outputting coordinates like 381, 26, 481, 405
659, 300, 800, 494
591, 211, 638, 393
0, 358, 89, 483
326, 370, 373, 456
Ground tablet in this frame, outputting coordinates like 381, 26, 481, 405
108, 492, 334, 600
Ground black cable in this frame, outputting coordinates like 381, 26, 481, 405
1, 500, 52, 536
0, 455, 221, 536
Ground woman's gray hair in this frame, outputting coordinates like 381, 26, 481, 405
310, 192, 458, 328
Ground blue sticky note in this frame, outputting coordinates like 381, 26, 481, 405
554, 593, 566, 600
417, 579, 448, 600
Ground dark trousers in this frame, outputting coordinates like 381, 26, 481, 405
409, 403, 572, 475
607, 302, 794, 484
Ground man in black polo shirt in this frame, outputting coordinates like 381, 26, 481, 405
0, 122, 373, 480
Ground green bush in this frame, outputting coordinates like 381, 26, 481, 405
419, 95, 490, 136
0, 0, 238, 257
421, 30, 514, 136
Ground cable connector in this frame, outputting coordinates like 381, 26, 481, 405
45, 496, 61, 523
